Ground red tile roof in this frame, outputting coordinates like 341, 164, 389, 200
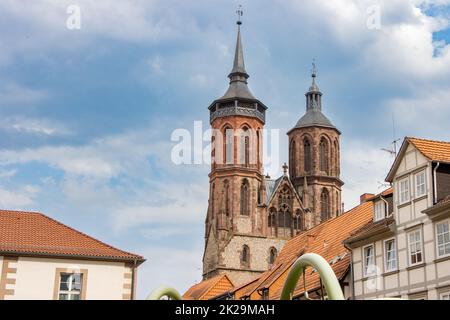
183, 274, 234, 300
233, 201, 374, 300
0, 210, 144, 263
408, 137, 450, 163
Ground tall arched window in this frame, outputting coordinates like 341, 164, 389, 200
320, 137, 328, 174
239, 127, 250, 166
268, 207, 277, 236
224, 180, 230, 216
289, 139, 296, 177
293, 209, 304, 232
269, 247, 277, 266
241, 245, 250, 266
334, 140, 339, 175
320, 189, 330, 222
224, 126, 233, 165
304, 139, 311, 172
240, 179, 249, 215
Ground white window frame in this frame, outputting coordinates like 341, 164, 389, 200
436, 219, 450, 258
415, 170, 426, 198
363, 244, 376, 277
374, 201, 385, 222
398, 177, 410, 205
58, 273, 83, 300
384, 238, 397, 272
440, 292, 450, 300
407, 229, 424, 266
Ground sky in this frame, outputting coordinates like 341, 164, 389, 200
0, 0, 450, 298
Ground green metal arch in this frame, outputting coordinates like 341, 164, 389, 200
280, 252, 345, 300
147, 286, 182, 300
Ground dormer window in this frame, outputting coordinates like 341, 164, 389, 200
374, 201, 385, 222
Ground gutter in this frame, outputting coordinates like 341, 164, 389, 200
380, 195, 389, 218
131, 259, 137, 300
433, 162, 440, 205
343, 243, 355, 300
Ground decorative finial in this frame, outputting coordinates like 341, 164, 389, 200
311, 59, 317, 78
236, 5, 243, 25
282, 163, 288, 176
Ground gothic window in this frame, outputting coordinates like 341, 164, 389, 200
320, 189, 330, 222
224, 180, 230, 216
240, 179, 250, 216
224, 126, 233, 164
269, 247, 277, 266
289, 139, 296, 177
239, 127, 250, 166
241, 245, 250, 266
320, 137, 328, 174
268, 207, 277, 236
257, 130, 260, 167
293, 209, 304, 232
334, 140, 339, 175
304, 139, 311, 172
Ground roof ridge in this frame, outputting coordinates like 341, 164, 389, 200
407, 136, 450, 145
0, 209, 143, 260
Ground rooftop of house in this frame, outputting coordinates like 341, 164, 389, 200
183, 274, 234, 300
0, 209, 144, 264
228, 199, 375, 300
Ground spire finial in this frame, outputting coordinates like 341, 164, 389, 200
282, 163, 288, 176
311, 59, 317, 78
236, 5, 243, 25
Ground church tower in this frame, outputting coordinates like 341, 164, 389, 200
287, 64, 343, 227
202, 14, 295, 286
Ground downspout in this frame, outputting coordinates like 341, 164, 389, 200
433, 162, 440, 205
380, 196, 389, 217
131, 259, 137, 300
343, 243, 355, 300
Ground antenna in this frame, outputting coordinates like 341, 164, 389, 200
381, 112, 401, 157
236, 5, 243, 25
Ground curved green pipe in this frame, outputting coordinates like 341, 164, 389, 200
280, 252, 345, 300
147, 286, 182, 300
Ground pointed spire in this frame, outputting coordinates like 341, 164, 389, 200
229, 6, 249, 80
308, 59, 320, 93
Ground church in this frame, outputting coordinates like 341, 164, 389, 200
201, 17, 343, 287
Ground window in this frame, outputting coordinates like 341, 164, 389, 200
399, 178, 410, 204
239, 127, 250, 166
363, 245, 375, 277
440, 292, 450, 300
224, 180, 230, 216
319, 138, 328, 173
289, 140, 296, 177
374, 201, 385, 222
304, 139, 311, 172
241, 245, 250, 266
269, 247, 277, 266
436, 220, 450, 257
240, 179, 249, 216
58, 273, 83, 300
224, 127, 233, 164
408, 229, 423, 265
293, 210, 304, 232
415, 171, 426, 197
384, 239, 397, 272
320, 189, 329, 222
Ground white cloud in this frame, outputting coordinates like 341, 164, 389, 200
0, 186, 39, 208
0, 117, 71, 136
0, 82, 48, 105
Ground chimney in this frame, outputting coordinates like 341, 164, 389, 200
360, 193, 375, 204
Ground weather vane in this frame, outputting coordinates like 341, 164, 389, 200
236, 5, 243, 25
311, 59, 317, 78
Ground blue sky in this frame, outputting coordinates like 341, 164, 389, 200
1, 0, 450, 298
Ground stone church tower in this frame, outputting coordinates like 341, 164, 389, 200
287, 65, 343, 227
202, 18, 307, 286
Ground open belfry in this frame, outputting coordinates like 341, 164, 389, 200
202, 13, 343, 286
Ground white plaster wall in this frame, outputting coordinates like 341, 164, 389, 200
11, 257, 128, 300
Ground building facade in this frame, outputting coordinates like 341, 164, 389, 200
345, 137, 450, 300
0, 210, 144, 300
202, 19, 342, 286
